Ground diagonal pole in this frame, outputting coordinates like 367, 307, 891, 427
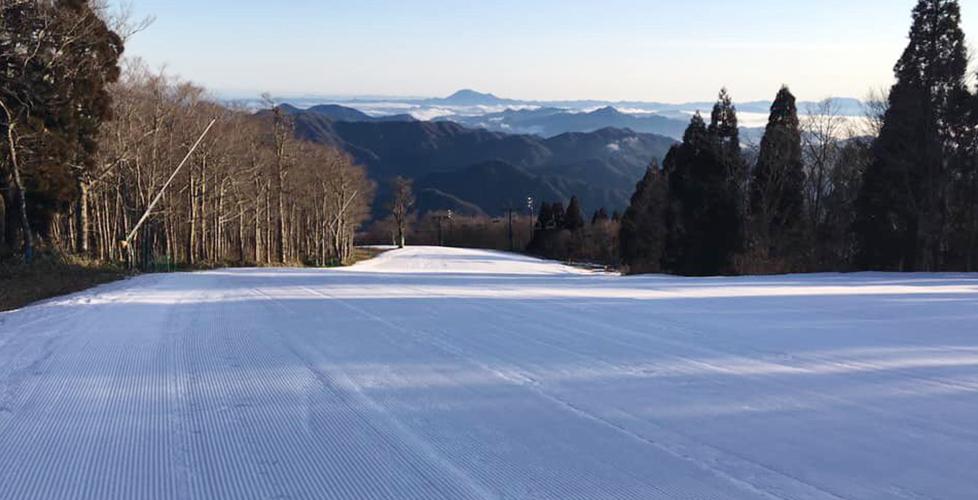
122, 118, 217, 249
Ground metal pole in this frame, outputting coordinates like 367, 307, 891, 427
507, 208, 515, 251
122, 118, 217, 250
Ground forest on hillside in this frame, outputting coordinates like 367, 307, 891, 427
1, 0, 977, 276
0, 1, 373, 271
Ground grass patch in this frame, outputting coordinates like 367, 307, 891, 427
347, 247, 389, 266
0, 254, 128, 312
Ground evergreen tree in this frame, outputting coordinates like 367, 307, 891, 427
706, 89, 746, 271
611, 210, 622, 223
591, 208, 609, 225
537, 202, 554, 229
657, 104, 743, 276
855, 0, 970, 271
709, 88, 744, 184
620, 163, 668, 274
750, 86, 806, 269
551, 202, 566, 229
959, 92, 978, 270
563, 197, 585, 231
0, 0, 123, 260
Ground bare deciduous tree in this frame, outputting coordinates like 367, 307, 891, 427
386, 176, 415, 248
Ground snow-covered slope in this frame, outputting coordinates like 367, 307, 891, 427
0, 247, 977, 499
352, 246, 592, 275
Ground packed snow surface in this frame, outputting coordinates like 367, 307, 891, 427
1, 246, 977, 500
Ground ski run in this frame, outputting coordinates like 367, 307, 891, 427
1, 246, 977, 500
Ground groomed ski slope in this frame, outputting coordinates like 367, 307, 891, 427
1, 246, 977, 500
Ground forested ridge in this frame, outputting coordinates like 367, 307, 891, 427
2, 0, 977, 278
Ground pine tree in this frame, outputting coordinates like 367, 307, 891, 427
591, 208, 609, 225
563, 197, 585, 231
709, 88, 744, 183
537, 202, 554, 229
551, 202, 566, 229
856, 0, 970, 271
620, 163, 668, 274
656, 105, 743, 276
706, 89, 746, 271
750, 86, 806, 269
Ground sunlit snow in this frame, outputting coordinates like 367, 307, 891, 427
1, 246, 976, 499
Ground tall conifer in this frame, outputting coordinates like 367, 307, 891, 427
750, 86, 806, 267
856, 0, 969, 271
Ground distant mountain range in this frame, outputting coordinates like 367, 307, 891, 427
444, 106, 691, 139
413, 89, 866, 117
266, 89, 866, 143
285, 108, 675, 217
266, 89, 867, 219
279, 103, 417, 123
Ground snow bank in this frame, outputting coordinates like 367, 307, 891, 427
350, 246, 593, 275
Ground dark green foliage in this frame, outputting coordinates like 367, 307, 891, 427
662, 98, 744, 276
619, 164, 668, 274
618, 91, 747, 276
528, 197, 619, 264
0, 0, 123, 258
856, 0, 970, 271
563, 197, 585, 231
537, 202, 554, 229
591, 208, 609, 225
750, 86, 806, 268
551, 202, 565, 229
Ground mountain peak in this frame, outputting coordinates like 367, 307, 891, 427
448, 89, 497, 99
590, 106, 623, 117
435, 89, 513, 106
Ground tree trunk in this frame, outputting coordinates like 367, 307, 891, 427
0, 188, 6, 252
188, 170, 196, 266
6, 123, 34, 262
78, 179, 91, 255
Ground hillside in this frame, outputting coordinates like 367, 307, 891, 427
290, 110, 675, 216
450, 106, 690, 139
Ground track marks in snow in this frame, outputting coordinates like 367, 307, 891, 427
0, 247, 977, 499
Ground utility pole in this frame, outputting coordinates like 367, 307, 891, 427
121, 119, 217, 263
435, 210, 453, 246
504, 206, 516, 251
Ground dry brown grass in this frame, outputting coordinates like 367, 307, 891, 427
0, 254, 128, 312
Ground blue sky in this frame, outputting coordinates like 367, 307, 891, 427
113, 0, 977, 103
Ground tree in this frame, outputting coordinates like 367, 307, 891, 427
856, 0, 970, 271
563, 196, 585, 231
750, 86, 806, 270
537, 202, 554, 229
387, 176, 414, 248
657, 101, 743, 276
1, 0, 123, 262
821, 138, 871, 268
802, 99, 847, 266
551, 202, 565, 229
620, 163, 668, 274
706, 89, 746, 272
591, 207, 609, 225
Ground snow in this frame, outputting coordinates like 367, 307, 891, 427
0, 246, 976, 500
